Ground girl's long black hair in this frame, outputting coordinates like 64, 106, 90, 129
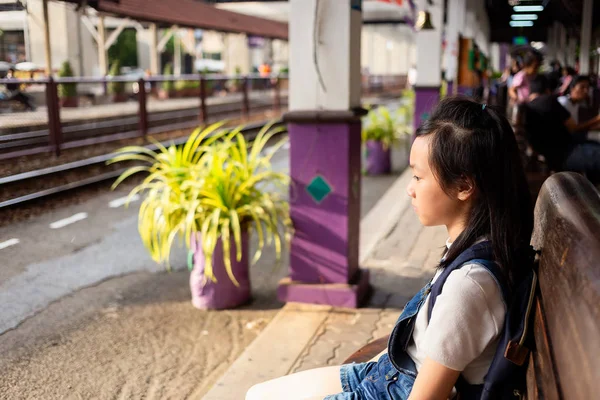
416, 96, 534, 289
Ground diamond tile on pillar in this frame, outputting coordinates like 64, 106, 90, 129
306, 175, 333, 204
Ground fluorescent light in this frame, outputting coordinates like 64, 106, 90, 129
513, 5, 544, 12
510, 20, 534, 27
531, 42, 544, 50
511, 14, 538, 20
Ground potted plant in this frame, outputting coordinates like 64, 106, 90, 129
58, 60, 78, 107
108, 122, 292, 309
108, 60, 127, 103
278, 66, 289, 90
361, 105, 410, 175
174, 80, 201, 98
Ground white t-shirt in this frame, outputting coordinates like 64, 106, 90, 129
405, 239, 507, 384
557, 96, 579, 123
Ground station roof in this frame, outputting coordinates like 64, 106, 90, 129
61, 0, 288, 39
487, 0, 600, 42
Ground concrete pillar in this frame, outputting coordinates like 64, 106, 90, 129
174, 26, 181, 76
546, 23, 556, 62
223, 33, 251, 75
97, 16, 107, 75
137, 24, 159, 74
413, 0, 443, 132
278, 0, 369, 308
490, 43, 500, 73
444, 0, 465, 94
558, 24, 567, 66
567, 36, 577, 67
150, 24, 159, 74
579, 0, 593, 74
42, 0, 53, 75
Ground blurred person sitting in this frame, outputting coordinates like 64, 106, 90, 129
557, 66, 576, 96
1, 68, 36, 111
558, 75, 592, 124
524, 75, 600, 184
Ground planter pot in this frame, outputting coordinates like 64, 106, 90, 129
158, 89, 179, 99
179, 88, 201, 98
60, 96, 79, 108
364, 140, 391, 175
112, 93, 128, 103
189, 231, 251, 310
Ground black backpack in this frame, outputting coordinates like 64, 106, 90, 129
427, 241, 537, 400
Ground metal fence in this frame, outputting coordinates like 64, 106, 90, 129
0, 73, 405, 161
0, 73, 288, 160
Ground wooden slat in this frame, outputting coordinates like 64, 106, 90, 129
531, 172, 600, 400
527, 299, 561, 400
344, 335, 389, 364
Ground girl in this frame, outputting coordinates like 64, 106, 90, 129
246, 96, 534, 400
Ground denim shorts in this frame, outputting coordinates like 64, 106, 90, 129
324, 354, 416, 400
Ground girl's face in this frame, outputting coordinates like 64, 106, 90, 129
523, 63, 539, 76
406, 136, 471, 236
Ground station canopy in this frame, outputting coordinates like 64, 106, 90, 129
61, 0, 288, 39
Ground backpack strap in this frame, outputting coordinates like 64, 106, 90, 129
427, 240, 510, 322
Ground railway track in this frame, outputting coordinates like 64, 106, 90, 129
0, 97, 285, 159
0, 120, 284, 210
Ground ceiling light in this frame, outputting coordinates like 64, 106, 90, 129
510, 20, 534, 27
511, 14, 538, 20
531, 42, 544, 50
513, 5, 544, 12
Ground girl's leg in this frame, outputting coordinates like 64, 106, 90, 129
246, 365, 344, 400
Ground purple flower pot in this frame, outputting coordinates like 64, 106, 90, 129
364, 140, 391, 175
189, 231, 251, 310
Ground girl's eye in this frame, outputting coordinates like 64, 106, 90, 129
413, 175, 421, 182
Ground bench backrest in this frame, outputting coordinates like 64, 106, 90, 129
528, 172, 600, 399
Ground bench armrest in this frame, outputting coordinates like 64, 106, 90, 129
343, 335, 390, 364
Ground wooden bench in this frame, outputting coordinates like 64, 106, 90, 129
344, 172, 600, 399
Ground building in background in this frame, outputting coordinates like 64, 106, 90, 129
0, 0, 289, 76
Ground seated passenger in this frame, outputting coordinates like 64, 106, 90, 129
524, 76, 600, 184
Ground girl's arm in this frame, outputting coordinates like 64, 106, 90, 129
508, 85, 518, 101
408, 357, 460, 400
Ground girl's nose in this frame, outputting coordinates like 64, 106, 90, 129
407, 182, 415, 198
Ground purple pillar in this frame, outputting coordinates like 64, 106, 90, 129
446, 81, 454, 97
413, 86, 441, 134
277, 110, 371, 308
499, 43, 509, 72
457, 85, 474, 97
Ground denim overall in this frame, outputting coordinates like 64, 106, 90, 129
325, 280, 433, 400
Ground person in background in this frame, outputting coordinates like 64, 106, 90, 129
557, 66, 576, 96
508, 51, 540, 105
558, 75, 591, 125
558, 75, 600, 141
502, 58, 522, 88
2, 68, 36, 111
524, 75, 600, 184
547, 60, 562, 92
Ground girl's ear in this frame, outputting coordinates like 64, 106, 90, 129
456, 176, 475, 201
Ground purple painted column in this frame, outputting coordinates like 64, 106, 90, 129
499, 43, 509, 72
413, 86, 441, 134
277, 110, 370, 308
446, 81, 454, 97
457, 85, 474, 97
